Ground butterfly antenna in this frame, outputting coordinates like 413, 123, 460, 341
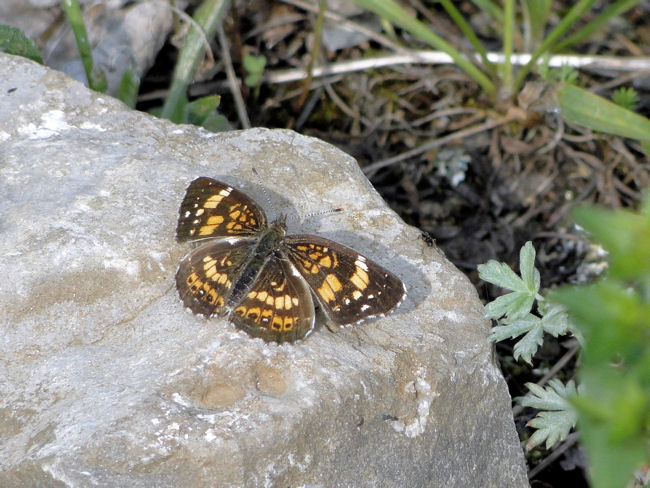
252, 168, 276, 213
301, 207, 344, 221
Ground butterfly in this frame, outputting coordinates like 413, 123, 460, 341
175, 177, 405, 343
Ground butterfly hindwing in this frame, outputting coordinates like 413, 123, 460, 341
176, 177, 267, 242
230, 255, 315, 342
284, 235, 405, 326
176, 238, 256, 317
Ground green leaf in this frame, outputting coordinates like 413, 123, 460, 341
479, 241, 540, 320
519, 241, 541, 294
572, 367, 650, 488
0, 24, 43, 63
118, 69, 140, 108
488, 313, 539, 342
513, 322, 543, 364
551, 282, 649, 367
557, 84, 650, 144
484, 291, 534, 320
538, 302, 572, 337
518, 379, 579, 449
185, 95, 221, 127
478, 260, 528, 292
243, 54, 266, 88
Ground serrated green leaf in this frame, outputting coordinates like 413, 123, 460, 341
520, 379, 577, 410
513, 324, 543, 364
478, 260, 528, 292
488, 313, 539, 342
484, 291, 534, 320
518, 379, 578, 449
526, 409, 577, 449
519, 241, 540, 293
0, 24, 43, 63
539, 302, 572, 337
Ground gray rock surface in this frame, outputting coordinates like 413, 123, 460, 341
0, 53, 529, 487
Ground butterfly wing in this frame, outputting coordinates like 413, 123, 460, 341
230, 255, 315, 343
176, 177, 267, 242
284, 235, 405, 326
176, 239, 256, 317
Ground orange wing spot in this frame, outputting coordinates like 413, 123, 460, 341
319, 255, 332, 268
204, 194, 225, 208
257, 291, 268, 302
284, 294, 292, 310
187, 273, 203, 292
234, 306, 245, 316
296, 245, 308, 251
206, 289, 218, 304
325, 274, 343, 292
246, 307, 261, 320
217, 273, 229, 286
261, 309, 273, 319
195, 208, 205, 216
203, 257, 217, 269
352, 290, 363, 300
283, 317, 294, 330
275, 295, 284, 310
292, 297, 299, 307
310, 264, 319, 274
229, 209, 241, 220
266, 296, 274, 306
226, 222, 243, 231
198, 225, 218, 235
350, 267, 369, 290
207, 215, 225, 225
272, 315, 283, 330
309, 252, 321, 260
318, 274, 342, 303
205, 265, 217, 278
248, 290, 258, 299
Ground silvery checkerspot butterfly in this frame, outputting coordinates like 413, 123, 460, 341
175, 177, 405, 343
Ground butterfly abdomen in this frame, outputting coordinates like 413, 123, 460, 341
226, 221, 286, 309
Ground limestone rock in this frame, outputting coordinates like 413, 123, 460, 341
0, 53, 529, 487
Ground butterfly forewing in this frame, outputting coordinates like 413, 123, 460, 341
284, 235, 405, 325
230, 255, 315, 342
176, 177, 267, 242
176, 238, 256, 317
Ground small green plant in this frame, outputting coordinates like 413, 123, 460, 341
478, 242, 577, 364
479, 195, 650, 488
611, 86, 640, 112
243, 53, 267, 88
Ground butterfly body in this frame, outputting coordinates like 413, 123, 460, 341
175, 177, 405, 343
